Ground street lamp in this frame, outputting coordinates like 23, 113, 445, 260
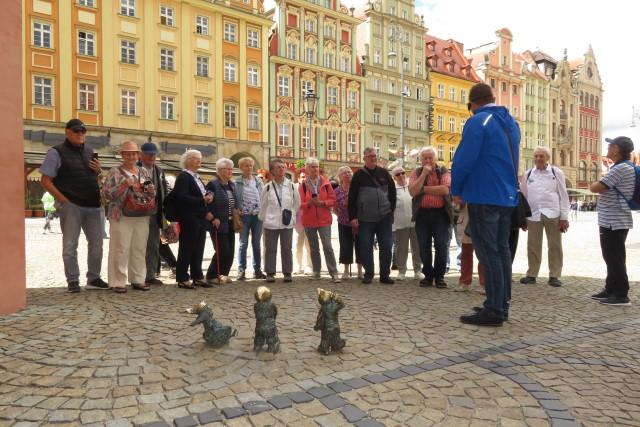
388, 19, 407, 165
303, 89, 318, 151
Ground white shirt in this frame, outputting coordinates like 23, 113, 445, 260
393, 183, 414, 230
521, 165, 570, 221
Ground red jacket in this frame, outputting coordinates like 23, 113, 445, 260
299, 175, 336, 227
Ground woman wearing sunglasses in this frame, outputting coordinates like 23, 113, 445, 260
391, 166, 422, 281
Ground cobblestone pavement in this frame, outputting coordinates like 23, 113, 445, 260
2, 213, 639, 426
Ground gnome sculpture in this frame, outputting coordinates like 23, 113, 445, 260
253, 286, 280, 354
186, 301, 236, 348
314, 288, 346, 355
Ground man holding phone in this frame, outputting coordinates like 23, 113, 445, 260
40, 118, 108, 293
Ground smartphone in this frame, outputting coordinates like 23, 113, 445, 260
91, 153, 99, 160
311, 193, 318, 198
143, 180, 152, 191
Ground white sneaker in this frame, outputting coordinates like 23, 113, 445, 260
396, 273, 405, 281
454, 284, 470, 292
413, 271, 423, 280
341, 273, 351, 280
331, 275, 341, 283
311, 272, 321, 279
304, 268, 313, 275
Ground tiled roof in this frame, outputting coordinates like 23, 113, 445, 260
424, 34, 482, 83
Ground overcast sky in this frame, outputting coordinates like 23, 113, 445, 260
264, 0, 639, 153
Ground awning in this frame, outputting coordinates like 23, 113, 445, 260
567, 188, 600, 197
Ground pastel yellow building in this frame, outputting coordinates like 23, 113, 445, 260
23, 0, 273, 180
425, 35, 482, 169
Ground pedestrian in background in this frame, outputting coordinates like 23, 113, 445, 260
39, 118, 109, 293
294, 168, 313, 275
454, 203, 485, 293
334, 166, 362, 280
519, 146, 570, 288
391, 166, 421, 281
41, 191, 57, 234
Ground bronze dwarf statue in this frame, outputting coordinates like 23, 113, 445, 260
253, 286, 280, 354
314, 288, 346, 356
186, 301, 236, 348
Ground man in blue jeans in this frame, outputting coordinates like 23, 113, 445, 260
348, 148, 396, 284
451, 83, 520, 326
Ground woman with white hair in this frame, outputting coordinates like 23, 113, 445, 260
172, 149, 214, 289
392, 166, 422, 280
334, 166, 362, 279
204, 158, 238, 285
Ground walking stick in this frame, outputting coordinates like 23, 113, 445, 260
214, 229, 221, 286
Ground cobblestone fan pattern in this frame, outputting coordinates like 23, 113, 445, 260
1, 214, 638, 426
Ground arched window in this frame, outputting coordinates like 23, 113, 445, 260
590, 162, 598, 182
580, 91, 584, 105
560, 150, 566, 166
595, 96, 599, 110
579, 161, 587, 181
590, 94, 594, 108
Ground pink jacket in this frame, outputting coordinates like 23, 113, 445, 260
299, 175, 336, 227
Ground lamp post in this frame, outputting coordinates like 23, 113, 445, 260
303, 89, 318, 152
388, 19, 407, 166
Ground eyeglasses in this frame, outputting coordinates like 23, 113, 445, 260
218, 167, 233, 171
364, 155, 377, 159
71, 128, 87, 134
395, 172, 406, 177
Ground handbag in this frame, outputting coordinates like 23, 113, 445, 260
272, 181, 293, 226
503, 127, 532, 228
119, 167, 156, 217
161, 222, 179, 244
232, 208, 243, 233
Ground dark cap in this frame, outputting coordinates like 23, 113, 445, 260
605, 136, 634, 155
65, 118, 86, 130
469, 83, 494, 102
140, 142, 159, 154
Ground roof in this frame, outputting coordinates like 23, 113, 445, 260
424, 34, 482, 83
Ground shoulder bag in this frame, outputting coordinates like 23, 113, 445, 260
118, 166, 156, 217
504, 128, 531, 229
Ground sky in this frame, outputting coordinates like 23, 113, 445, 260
264, 0, 639, 154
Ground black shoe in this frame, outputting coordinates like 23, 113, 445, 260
599, 296, 631, 306
87, 278, 110, 290
519, 276, 536, 284
420, 277, 434, 287
266, 274, 275, 283
283, 274, 292, 283
445, 267, 450, 274
145, 278, 164, 285
591, 290, 609, 300
254, 270, 267, 280
380, 277, 395, 285
548, 277, 562, 287
460, 311, 504, 326
362, 277, 373, 284
67, 281, 81, 293
473, 306, 508, 321
435, 279, 447, 289
237, 271, 246, 281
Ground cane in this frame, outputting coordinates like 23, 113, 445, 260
214, 229, 221, 286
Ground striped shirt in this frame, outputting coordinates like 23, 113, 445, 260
598, 161, 635, 230
408, 167, 451, 209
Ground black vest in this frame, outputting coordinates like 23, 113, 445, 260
52, 140, 101, 207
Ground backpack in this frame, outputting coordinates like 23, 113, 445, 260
163, 191, 178, 221
613, 161, 640, 210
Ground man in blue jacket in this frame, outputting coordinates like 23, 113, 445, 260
451, 83, 520, 326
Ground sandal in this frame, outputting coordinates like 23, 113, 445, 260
177, 281, 196, 290
131, 283, 151, 291
193, 280, 213, 288
114, 287, 127, 293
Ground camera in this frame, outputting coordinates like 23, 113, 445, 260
311, 193, 318, 198
143, 180, 152, 192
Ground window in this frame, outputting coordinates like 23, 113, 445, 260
79, 83, 96, 111
160, 6, 174, 26
224, 22, 237, 42
287, 43, 297, 60
416, 61, 421, 74
306, 48, 316, 64
449, 146, 456, 161
121, 90, 136, 115
33, 22, 52, 48
502, 55, 508, 65
347, 91, 357, 109
437, 84, 444, 99
374, 50, 380, 64
247, 67, 259, 87
328, 87, 338, 105
302, 81, 313, 97
373, 107, 381, 124
403, 112, 409, 128
224, 105, 237, 127
460, 89, 467, 104
430, 58, 437, 68
196, 100, 210, 124
196, 56, 209, 77
160, 48, 174, 71
34, 77, 52, 106
196, 16, 209, 35
389, 6, 396, 15
324, 53, 334, 69
78, 31, 95, 56
449, 87, 455, 101
248, 108, 259, 130
278, 124, 290, 146
300, 127, 309, 148
348, 133, 357, 153
224, 62, 236, 82
512, 85, 518, 95
160, 95, 175, 119
247, 28, 259, 48
325, 24, 334, 38
342, 57, 350, 72
120, 40, 135, 63
306, 19, 316, 33
389, 82, 396, 95
78, 0, 95, 7
513, 107, 518, 117
460, 118, 466, 132
327, 131, 337, 151
579, 161, 586, 181
437, 145, 444, 161
121, 0, 135, 17
416, 88, 423, 101
373, 79, 381, 92
437, 115, 444, 131
502, 82, 507, 92
401, 10, 407, 19
416, 114, 423, 130
449, 117, 455, 133
278, 76, 290, 97
388, 110, 396, 126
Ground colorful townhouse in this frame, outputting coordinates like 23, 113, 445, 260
424, 35, 482, 170
354, 0, 430, 170
23, 0, 273, 191
267, 0, 365, 178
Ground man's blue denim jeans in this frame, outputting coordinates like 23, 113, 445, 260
237, 214, 263, 272
414, 207, 449, 280
467, 203, 514, 317
358, 212, 393, 279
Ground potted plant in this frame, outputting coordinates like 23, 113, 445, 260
33, 202, 45, 217
25, 199, 34, 218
